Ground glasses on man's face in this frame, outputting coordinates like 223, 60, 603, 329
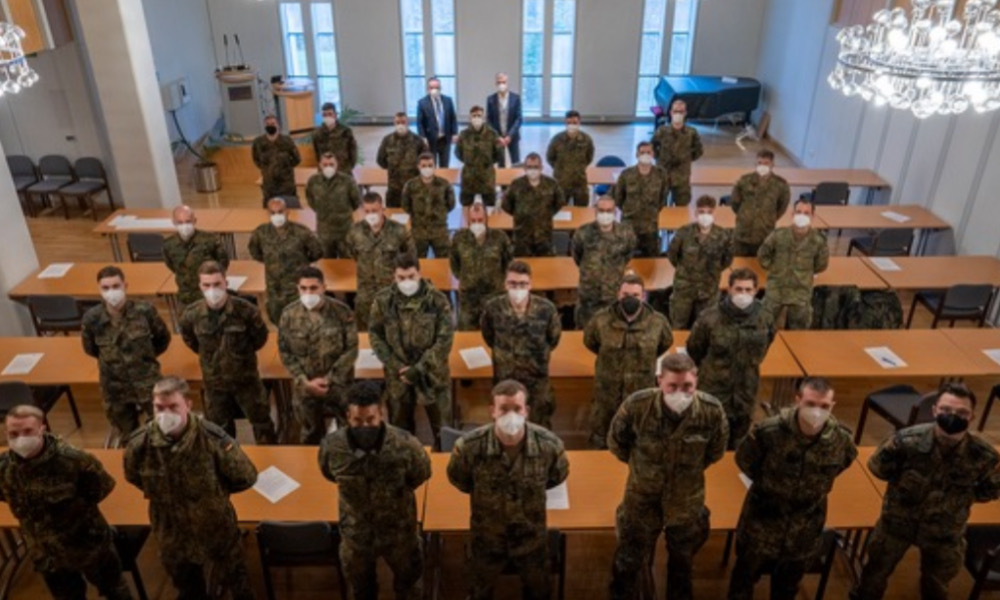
506, 280, 530, 289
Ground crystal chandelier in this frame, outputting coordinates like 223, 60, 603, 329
0, 21, 39, 97
828, 0, 1000, 119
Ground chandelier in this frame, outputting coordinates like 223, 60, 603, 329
0, 21, 39, 97
828, 0, 1000, 119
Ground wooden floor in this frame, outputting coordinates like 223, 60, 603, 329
9, 123, 998, 598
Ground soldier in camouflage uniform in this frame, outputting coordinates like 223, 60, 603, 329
727, 378, 857, 600
613, 142, 670, 257
455, 105, 503, 207
501, 152, 566, 257
307, 152, 362, 259
312, 102, 358, 176
546, 109, 595, 206
179, 261, 277, 443
447, 379, 570, 600
480, 260, 562, 428
249, 197, 324, 324
369, 254, 454, 447
687, 268, 776, 449
346, 192, 417, 330
252, 114, 301, 206
319, 380, 431, 600
572, 196, 637, 328
651, 100, 704, 207
377, 112, 428, 208
758, 199, 830, 330
608, 353, 728, 600
402, 152, 456, 258
0, 405, 133, 600
124, 376, 258, 600
583, 273, 673, 448
853, 383, 1000, 600
731, 150, 791, 257
279, 266, 359, 443
82, 265, 171, 440
666, 195, 734, 328
163, 205, 230, 308
450, 203, 513, 330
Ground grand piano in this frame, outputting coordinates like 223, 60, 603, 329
653, 76, 761, 125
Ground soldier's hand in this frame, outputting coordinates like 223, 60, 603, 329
499, 137, 510, 147
305, 378, 329, 396
452, 135, 459, 144
398, 366, 412, 384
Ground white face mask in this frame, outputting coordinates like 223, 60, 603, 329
508, 288, 529, 304
420, 167, 435, 179
793, 214, 812, 229
300, 293, 322, 310
671, 112, 685, 125
397, 279, 420, 297
9, 434, 43, 458
731, 292, 755, 310
323, 116, 336, 127
176, 223, 195, 240
270, 213, 287, 228
496, 411, 526, 436
567, 123, 580, 134
155, 411, 184, 436
395, 123, 408, 135
429, 88, 441, 98
203, 287, 227, 307
756, 164, 771, 177
469, 223, 487, 237
637, 154, 654, 166
471, 117, 484, 129
497, 83, 508, 94
596, 212, 616, 227
364, 213, 382, 228
696, 213, 714, 229
322, 166, 337, 179
101, 288, 126, 308
799, 406, 830, 430
525, 168, 541, 181
664, 391, 694, 414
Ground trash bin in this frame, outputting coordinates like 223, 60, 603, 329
194, 162, 220, 193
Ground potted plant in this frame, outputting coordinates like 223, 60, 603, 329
194, 139, 221, 193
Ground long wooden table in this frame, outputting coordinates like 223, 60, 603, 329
8, 262, 173, 300
0, 337, 98, 385
658, 206, 829, 231
94, 209, 233, 262
861, 255, 1000, 290
722, 257, 888, 291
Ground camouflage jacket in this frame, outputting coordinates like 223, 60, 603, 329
124, 415, 258, 561
252, 134, 301, 194
447, 423, 569, 553
345, 219, 416, 291
319, 424, 431, 546
0, 435, 115, 570
572, 221, 637, 305
306, 172, 362, 241
312, 123, 358, 173
583, 302, 673, 403
455, 126, 502, 193
651, 125, 703, 175
376, 131, 427, 190
179, 295, 269, 387
449, 228, 513, 295
163, 230, 230, 307
731, 173, 791, 245
608, 388, 728, 526
249, 221, 323, 302
278, 297, 358, 388
81, 299, 170, 387
758, 227, 830, 302
500, 175, 565, 244
546, 130, 595, 188
401, 175, 456, 233
613, 166, 670, 234
369, 280, 453, 406
481, 294, 562, 382
666, 223, 735, 298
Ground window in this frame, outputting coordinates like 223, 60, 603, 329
312, 4, 341, 108
280, 4, 308, 77
401, 0, 457, 116
521, 0, 577, 118
550, 0, 575, 114
278, 2, 343, 109
521, 0, 545, 116
669, 0, 697, 75
634, 0, 699, 116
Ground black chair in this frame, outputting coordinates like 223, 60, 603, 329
25, 155, 75, 212
59, 157, 115, 220
847, 228, 914, 257
111, 526, 150, 600
906, 284, 994, 329
594, 155, 626, 197
126, 233, 166, 262
854, 385, 934, 444
718, 194, 731, 206
965, 526, 1000, 600
803, 182, 849, 206
256, 521, 348, 600
977, 384, 1000, 432
25, 295, 84, 336
0, 381, 82, 430
6, 155, 39, 216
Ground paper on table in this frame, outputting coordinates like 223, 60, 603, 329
37, 263, 73, 279
226, 276, 248, 291
982, 349, 1000, 367
738, 473, 753, 490
108, 215, 137, 226
553, 211, 572, 222
114, 218, 175, 230
546, 482, 570, 510
459, 346, 492, 370
869, 257, 901, 272
722, 76, 739, 84
865, 346, 908, 369
880, 210, 911, 223
356, 349, 384, 370
390, 213, 411, 225
674, 346, 687, 355
1, 353, 44, 376
252, 466, 301, 504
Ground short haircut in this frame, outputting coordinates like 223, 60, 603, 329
468, 203, 487, 218
427, 76, 440, 85
620, 272, 645, 289
636, 141, 653, 153
524, 152, 542, 164
153, 375, 190, 398
297, 265, 325, 283
757, 149, 775, 161
267, 197, 287, 209
506, 260, 532, 277
348, 380, 382, 408
492, 379, 528, 402
595, 195, 615, 207
264, 114, 278, 121
321, 102, 337, 113
96, 265, 125, 282
937, 382, 977, 409
565, 110, 581, 120
5, 404, 44, 423
695, 195, 717, 209
728, 267, 759, 288
362, 191, 383, 205
394, 111, 407, 119
794, 198, 815, 212
198, 260, 226, 277
320, 152, 337, 162
657, 352, 696, 376
418, 152, 435, 163
470, 105, 484, 114
798, 377, 833, 397
394, 253, 420, 271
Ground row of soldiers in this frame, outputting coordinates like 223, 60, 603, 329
2, 367, 996, 599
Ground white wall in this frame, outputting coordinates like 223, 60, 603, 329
691, 0, 767, 77
455, 0, 522, 115
335, 0, 405, 118
574, 0, 643, 119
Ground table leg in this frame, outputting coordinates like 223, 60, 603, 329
224, 233, 238, 259
164, 295, 180, 333
109, 233, 123, 262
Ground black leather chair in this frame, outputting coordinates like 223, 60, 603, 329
256, 521, 348, 600
965, 526, 1000, 600
126, 233, 166, 262
25, 155, 74, 212
848, 228, 914, 257
906, 284, 994, 328
6, 155, 39, 216
854, 385, 934, 444
25, 295, 83, 336
59, 157, 115, 220
112, 526, 150, 600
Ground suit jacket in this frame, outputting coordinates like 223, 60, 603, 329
417, 94, 458, 142
487, 91, 522, 142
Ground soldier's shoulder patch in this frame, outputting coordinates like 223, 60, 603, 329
201, 420, 235, 445
696, 391, 724, 409
123, 426, 149, 448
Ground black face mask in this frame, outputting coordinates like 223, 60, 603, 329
265, 125, 278, 135
349, 425, 382, 451
936, 413, 969, 435
620, 296, 642, 316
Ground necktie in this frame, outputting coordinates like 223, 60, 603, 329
435, 98, 444, 136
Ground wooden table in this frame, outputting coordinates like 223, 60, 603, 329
0, 337, 97, 385
939, 329, 1000, 378
487, 206, 593, 232
817, 205, 950, 255
862, 256, 1000, 290
720, 257, 888, 291
94, 209, 232, 261
658, 206, 828, 232
157, 336, 282, 382
8, 262, 173, 300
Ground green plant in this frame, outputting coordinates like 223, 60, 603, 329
197, 138, 222, 166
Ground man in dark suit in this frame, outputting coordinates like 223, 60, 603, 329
416, 77, 458, 168
486, 72, 523, 167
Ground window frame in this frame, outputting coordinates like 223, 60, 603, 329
520, 0, 577, 119
277, 1, 343, 113
634, 0, 699, 117
401, 0, 458, 117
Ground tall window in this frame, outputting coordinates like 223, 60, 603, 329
634, 0, 699, 115
521, 0, 577, 117
550, 0, 576, 114
278, 2, 342, 108
669, 0, 697, 75
401, 0, 457, 116
521, 0, 545, 116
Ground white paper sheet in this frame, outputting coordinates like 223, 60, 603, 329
865, 346, 908, 369
356, 349, 384, 370
226, 276, 248, 291
553, 211, 572, 222
982, 349, 1000, 367
459, 346, 492, 370
108, 215, 137, 226
546, 482, 570, 510
37, 263, 73, 279
1, 353, 44, 376
114, 218, 175, 230
869, 257, 901, 272
880, 210, 911, 223
674, 346, 687, 355
390, 213, 411, 225
252, 466, 301, 504
738, 473, 753, 490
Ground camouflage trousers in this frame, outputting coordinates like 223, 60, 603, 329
384, 185, 404, 209
717, 392, 754, 451
265, 292, 297, 326
588, 382, 627, 449
726, 508, 824, 600
387, 387, 451, 449
204, 378, 277, 444
414, 228, 452, 259
512, 233, 555, 258
669, 287, 717, 330
727, 548, 808, 600
162, 534, 254, 600
666, 175, 692, 208
763, 294, 813, 330
101, 378, 156, 439
460, 189, 497, 207
634, 230, 661, 258
341, 532, 423, 600
318, 231, 353, 259
458, 289, 501, 331
41, 541, 133, 600
353, 285, 380, 331
610, 501, 711, 600
562, 184, 591, 207
293, 384, 348, 444
851, 521, 964, 600
469, 535, 550, 600
733, 240, 764, 258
